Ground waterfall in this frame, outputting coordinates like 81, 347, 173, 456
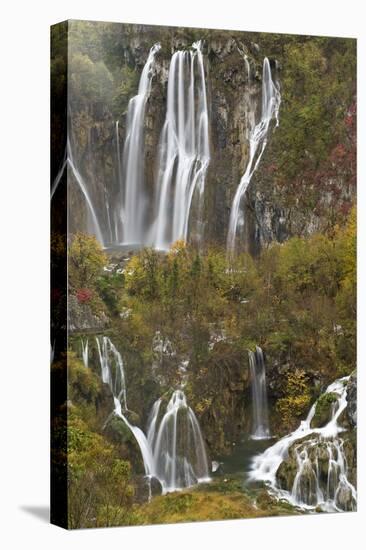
249, 377, 357, 512
119, 43, 161, 245
113, 397, 156, 477
96, 336, 127, 411
95, 336, 155, 474
227, 57, 281, 258
147, 398, 162, 449
115, 121, 122, 198
244, 54, 251, 82
151, 41, 210, 250
67, 139, 105, 246
114, 120, 123, 242
81, 338, 89, 368
248, 346, 270, 439
68, 41, 210, 250
95, 337, 210, 494
150, 390, 210, 493
67, 45, 281, 253
50, 149, 67, 200
50, 340, 55, 365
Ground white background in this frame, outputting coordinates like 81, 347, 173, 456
1, 0, 364, 548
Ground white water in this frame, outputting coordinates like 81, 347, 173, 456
119, 43, 161, 245
249, 376, 357, 511
96, 336, 127, 411
150, 390, 211, 493
67, 139, 105, 246
68, 42, 209, 249
244, 55, 251, 83
152, 330, 176, 358
147, 398, 162, 450
249, 346, 270, 440
50, 150, 67, 200
151, 41, 210, 250
95, 337, 210, 494
227, 57, 281, 258
114, 120, 123, 242
81, 338, 89, 368
50, 340, 55, 365
67, 47, 281, 254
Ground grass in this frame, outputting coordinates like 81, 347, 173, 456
135, 477, 301, 525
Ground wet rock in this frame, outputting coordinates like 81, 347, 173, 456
211, 460, 224, 474
134, 475, 163, 503
311, 392, 338, 428
103, 415, 145, 474
277, 450, 297, 490
336, 484, 354, 511
124, 409, 141, 426
346, 372, 357, 427
104, 415, 133, 444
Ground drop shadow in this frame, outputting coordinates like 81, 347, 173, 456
20, 505, 50, 523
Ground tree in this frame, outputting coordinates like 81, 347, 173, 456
68, 414, 135, 528
68, 233, 106, 290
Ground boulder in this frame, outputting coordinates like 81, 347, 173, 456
134, 475, 163, 503
311, 392, 338, 428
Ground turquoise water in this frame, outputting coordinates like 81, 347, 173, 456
214, 435, 276, 481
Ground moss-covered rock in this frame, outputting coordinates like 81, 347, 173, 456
311, 392, 338, 428
346, 372, 357, 428
103, 415, 145, 474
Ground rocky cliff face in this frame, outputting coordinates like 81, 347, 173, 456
67, 25, 356, 253
68, 31, 264, 249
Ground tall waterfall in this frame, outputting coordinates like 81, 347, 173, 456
249, 377, 357, 512
67, 45, 282, 253
248, 346, 270, 439
118, 43, 161, 245
114, 120, 123, 242
227, 57, 281, 258
151, 41, 210, 250
95, 337, 210, 494
67, 139, 105, 246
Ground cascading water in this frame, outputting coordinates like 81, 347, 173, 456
148, 390, 210, 493
147, 398, 162, 450
50, 340, 55, 365
227, 57, 281, 258
95, 336, 210, 494
50, 149, 67, 200
248, 346, 270, 440
81, 338, 89, 369
67, 139, 105, 246
113, 120, 123, 242
118, 43, 161, 245
68, 41, 210, 250
96, 336, 127, 411
151, 41, 210, 250
249, 377, 357, 512
95, 336, 155, 476
67, 46, 281, 254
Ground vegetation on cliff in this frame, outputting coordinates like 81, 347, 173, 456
68, 205, 355, 448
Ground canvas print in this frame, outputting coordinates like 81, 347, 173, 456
50, 20, 357, 529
